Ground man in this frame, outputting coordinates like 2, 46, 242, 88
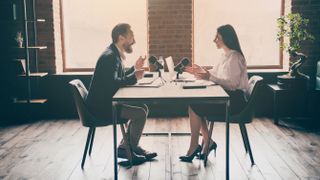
86, 23, 157, 164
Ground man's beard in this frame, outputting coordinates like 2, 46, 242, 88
124, 43, 133, 53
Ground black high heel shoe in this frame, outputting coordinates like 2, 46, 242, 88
199, 141, 217, 160
179, 145, 202, 162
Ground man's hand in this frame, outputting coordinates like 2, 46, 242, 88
135, 69, 145, 80
135, 56, 146, 70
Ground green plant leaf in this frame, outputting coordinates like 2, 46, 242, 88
276, 13, 315, 54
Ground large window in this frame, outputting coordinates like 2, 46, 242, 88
61, 0, 147, 71
194, 0, 285, 69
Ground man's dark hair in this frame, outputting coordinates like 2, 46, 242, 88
112, 23, 131, 43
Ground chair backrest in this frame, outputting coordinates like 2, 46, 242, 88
233, 76, 264, 123
69, 79, 109, 127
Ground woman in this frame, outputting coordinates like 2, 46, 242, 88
179, 24, 249, 164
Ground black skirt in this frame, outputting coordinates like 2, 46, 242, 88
190, 89, 246, 117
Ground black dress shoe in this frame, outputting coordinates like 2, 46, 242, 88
117, 147, 146, 165
133, 146, 157, 160
179, 145, 202, 162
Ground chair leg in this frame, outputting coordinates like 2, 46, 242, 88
120, 124, 133, 167
239, 124, 249, 153
208, 121, 214, 139
239, 123, 255, 166
89, 128, 96, 156
81, 128, 93, 169
207, 121, 215, 156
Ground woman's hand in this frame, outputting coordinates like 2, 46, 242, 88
184, 64, 210, 80
194, 70, 210, 80
184, 66, 194, 74
184, 64, 203, 74
192, 64, 206, 74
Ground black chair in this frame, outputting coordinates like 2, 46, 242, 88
205, 75, 264, 166
308, 60, 320, 121
69, 79, 132, 169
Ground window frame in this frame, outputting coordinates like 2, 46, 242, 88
59, 0, 149, 72
60, 0, 286, 72
192, 0, 286, 70
59, 0, 89, 72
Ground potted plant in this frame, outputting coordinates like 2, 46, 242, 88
277, 13, 314, 56
277, 13, 314, 78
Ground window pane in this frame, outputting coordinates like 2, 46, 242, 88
62, 0, 147, 69
194, 0, 282, 67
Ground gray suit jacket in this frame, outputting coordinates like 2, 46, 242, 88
85, 43, 137, 121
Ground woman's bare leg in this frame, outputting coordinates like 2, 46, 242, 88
200, 119, 212, 154
187, 106, 202, 155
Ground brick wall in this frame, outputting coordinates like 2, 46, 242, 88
52, 0, 63, 73
148, 0, 193, 67
292, 0, 320, 88
36, 0, 55, 74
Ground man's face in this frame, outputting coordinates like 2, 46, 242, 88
122, 30, 135, 53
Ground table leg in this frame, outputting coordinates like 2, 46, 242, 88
226, 101, 230, 180
113, 105, 118, 180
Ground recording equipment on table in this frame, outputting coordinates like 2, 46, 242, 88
148, 55, 164, 71
277, 52, 309, 89
174, 57, 190, 79
148, 55, 166, 85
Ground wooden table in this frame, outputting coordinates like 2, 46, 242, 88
112, 82, 230, 180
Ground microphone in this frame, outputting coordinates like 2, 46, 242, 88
174, 57, 190, 73
148, 55, 164, 71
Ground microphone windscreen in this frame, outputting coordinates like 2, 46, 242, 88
148, 55, 163, 70
181, 58, 190, 66
148, 55, 158, 65
174, 57, 190, 72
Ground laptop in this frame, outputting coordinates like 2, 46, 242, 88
165, 56, 176, 81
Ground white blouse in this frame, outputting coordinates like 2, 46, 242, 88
209, 50, 249, 92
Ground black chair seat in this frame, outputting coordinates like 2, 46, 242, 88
69, 79, 133, 169
204, 75, 264, 166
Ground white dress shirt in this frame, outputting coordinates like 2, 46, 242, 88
209, 50, 249, 92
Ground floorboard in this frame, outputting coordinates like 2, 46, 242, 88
0, 118, 319, 180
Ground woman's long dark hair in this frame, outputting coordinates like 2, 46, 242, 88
217, 24, 244, 57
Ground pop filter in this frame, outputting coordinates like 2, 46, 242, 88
148, 55, 164, 71
174, 57, 190, 73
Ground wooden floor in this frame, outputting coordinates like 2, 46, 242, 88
0, 117, 319, 180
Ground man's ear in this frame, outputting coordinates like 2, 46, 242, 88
118, 35, 125, 42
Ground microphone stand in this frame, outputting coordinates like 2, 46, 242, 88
155, 69, 166, 85
176, 71, 181, 80
173, 70, 183, 82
